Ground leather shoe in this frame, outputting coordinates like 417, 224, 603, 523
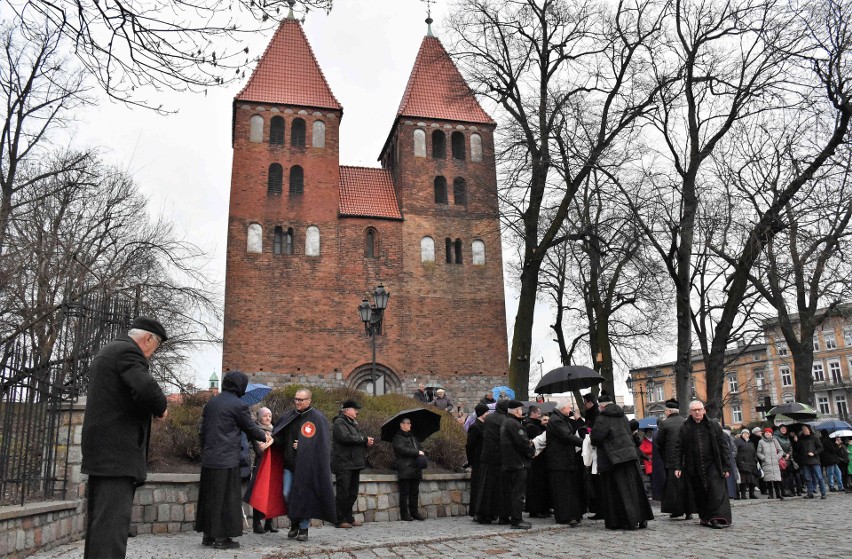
296, 528, 309, 542
264, 520, 278, 533
685, 514, 693, 520
336, 522, 353, 528
511, 521, 532, 530
497, 517, 511, 525
213, 538, 240, 549
201, 535, 213, 547
350, 520, 363, 527
411, 512, 425, 521
287, 526, 299, 539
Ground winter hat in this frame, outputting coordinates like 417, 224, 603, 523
763, 427, 774, 435
665, 399, 679, 409
474, 403, 489, 417
506, 400, 524, 410
129, 316, 168, 341
629, 419, 640, 432
341, 400, 362, 410
752, 427, 762, 435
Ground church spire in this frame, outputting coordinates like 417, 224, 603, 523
423, 0, 435, 37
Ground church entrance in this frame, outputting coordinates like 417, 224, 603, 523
347, 364, 401, 395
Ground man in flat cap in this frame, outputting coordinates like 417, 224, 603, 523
331, 399, 374, 528
655, 398, 695, 520
81, 316, 169, 558
501, 400, 534, 529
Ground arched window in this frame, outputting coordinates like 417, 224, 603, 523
413, 129, 426, 157
421, 236, 435, 262
305, 225, 320, 256
285, 227, 294, 255
267, 163, 283, 195
472, 240, 485, 265
432, 130, 446, 159
365, 228, 377, 258
454, 238, 463, 264
289, 165, 304, 195
453, 177, 467, 205
451, 131, 466, 160
434, 176, 448, 204
445, 237, 452, 264
312, 120, 326, 148
269, 116, 285, 145
247, 223, 262, 253
273, 226, 284, 255
291, 118, 306, 147
470, 133, 483, 162
249, 115, 264, 143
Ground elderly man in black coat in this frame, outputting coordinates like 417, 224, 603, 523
675, 400, 733, 528
474, 399, 510, 524
331, 400, 374, 528
81, 317, 169, 559
546, 402, 585, 525
500, 400, 534, 529
195, 371, 271, 549
654, 398, 695, 519
466, 403, 489, 517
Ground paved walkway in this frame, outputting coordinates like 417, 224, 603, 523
31, 494, 852, 559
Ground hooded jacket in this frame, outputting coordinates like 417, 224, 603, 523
199, 371, 268, 469
589, 403, 638, 471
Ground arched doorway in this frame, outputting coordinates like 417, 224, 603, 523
347, 364, 401, 395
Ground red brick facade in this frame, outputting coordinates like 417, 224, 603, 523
222, 21, 508, 406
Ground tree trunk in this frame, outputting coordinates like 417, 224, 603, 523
508, 258, 543, 398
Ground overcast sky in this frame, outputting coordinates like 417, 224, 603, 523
69, 0, 630, 397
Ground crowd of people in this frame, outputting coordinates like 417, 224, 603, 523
79, 318, 852, 556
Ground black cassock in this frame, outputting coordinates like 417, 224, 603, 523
676, 417, 732, 526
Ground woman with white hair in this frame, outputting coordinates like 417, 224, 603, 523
247, 407, 277, 533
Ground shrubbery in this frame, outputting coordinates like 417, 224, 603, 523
148, 384, 467, 472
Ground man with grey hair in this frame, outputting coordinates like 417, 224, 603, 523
655, 398, 694, 520
81, 316, 169, 558
675, 400, 732, 528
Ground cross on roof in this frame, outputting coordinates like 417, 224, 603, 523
422, 0, 436, 20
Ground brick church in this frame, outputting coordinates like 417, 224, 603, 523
222, 13, 508, 406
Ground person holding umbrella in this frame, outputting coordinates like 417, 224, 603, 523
393, 417, 427, 521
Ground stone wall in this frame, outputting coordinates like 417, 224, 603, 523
0, 501, 86, 559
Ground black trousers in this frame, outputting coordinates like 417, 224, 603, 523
398, 478, 420, 514
335, 469, 361, 523
84, 475, 136, 559
502, 468, 528, 523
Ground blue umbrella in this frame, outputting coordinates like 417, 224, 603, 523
241, 383, 272, 406
810, 418, 852, 433
638, 417, 658, 430
492, 385, 515, 400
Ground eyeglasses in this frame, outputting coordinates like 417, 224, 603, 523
689, 408, 704, 413
294, 397, 309, 402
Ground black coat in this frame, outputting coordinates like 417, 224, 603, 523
331, 413, 370, 472
393, 430, 423, 479
820, 433, 839, 465
480, 409, 507, 465
465, 418, 485, 466
735, 436, 758, 474
655, 412, 686, 469
501, 415, 533, 471
676, 416, 731, 477
200, 371, 268, 469
544, 409, 583, 472
81, 334, 167, 482
795, 432, 823, 465
590, 404, 637, 471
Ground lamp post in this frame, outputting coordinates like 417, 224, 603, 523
626, 374, 646, 418
358, 283, 390, 396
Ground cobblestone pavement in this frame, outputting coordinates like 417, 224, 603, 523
30, 494, 852, 559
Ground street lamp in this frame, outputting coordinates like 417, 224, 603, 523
358, 283, 390, 396
626, 373, 646, 417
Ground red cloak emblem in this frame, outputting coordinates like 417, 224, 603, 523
301, 421, 316, 438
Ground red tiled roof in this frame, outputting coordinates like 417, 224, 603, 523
235, 19, 342, 111
395, 36, 494, 125
339, 167, 403, 220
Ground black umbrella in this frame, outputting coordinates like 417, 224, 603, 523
767, 402, 818, 420
380, 408, 443, 443
534, 365, 604, 394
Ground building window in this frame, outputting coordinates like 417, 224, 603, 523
843, 327, 852, 347
421, 236, 435, 262
289, 165, 304, 195
732, 405, 743, 424
813, 334, 820, 351
472, 240, 485, 265
836, 395, 848, 418
451, 131, 466, 160
824, 330, 837, 350
454, 238, 463, 264
828, 360, 842, 383
776, 338, 788, 356
754, 369, 765, 389
654, 384, 664, 402
273, 226, 283, 254
727, 373, 739, 394
285, 227, 294, 255
453, 177, 467, 205
305, 225, 320, 256
432, 130, 446, 159
269, 116, 285, 145
247, 223, 262, 253
817, 395, 831, 415
312, 120, 326, 148
249, 114, 264, 143
434, 176, 448, 204
470, 133, 482, 162
813, 361, 825, 381
291, 118, 306, 147
780, 366, 792, 386
267, 163, 283, 194
445, 238, 452, 264
365, 228, 377, 259
413, 129, 426, 157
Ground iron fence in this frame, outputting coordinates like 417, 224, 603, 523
0, 290, 133, 506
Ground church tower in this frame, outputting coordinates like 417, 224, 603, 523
222, 13, 508, 403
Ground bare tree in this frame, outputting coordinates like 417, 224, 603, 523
449, 0, 668, 396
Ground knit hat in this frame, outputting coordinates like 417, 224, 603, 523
474, 403, 490, 417
665, 399, 679, 409
506, 400, 524, 410
752, 427, 762, 434
763, 427, 774, 434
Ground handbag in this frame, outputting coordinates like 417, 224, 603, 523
779, 456, 788, 471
